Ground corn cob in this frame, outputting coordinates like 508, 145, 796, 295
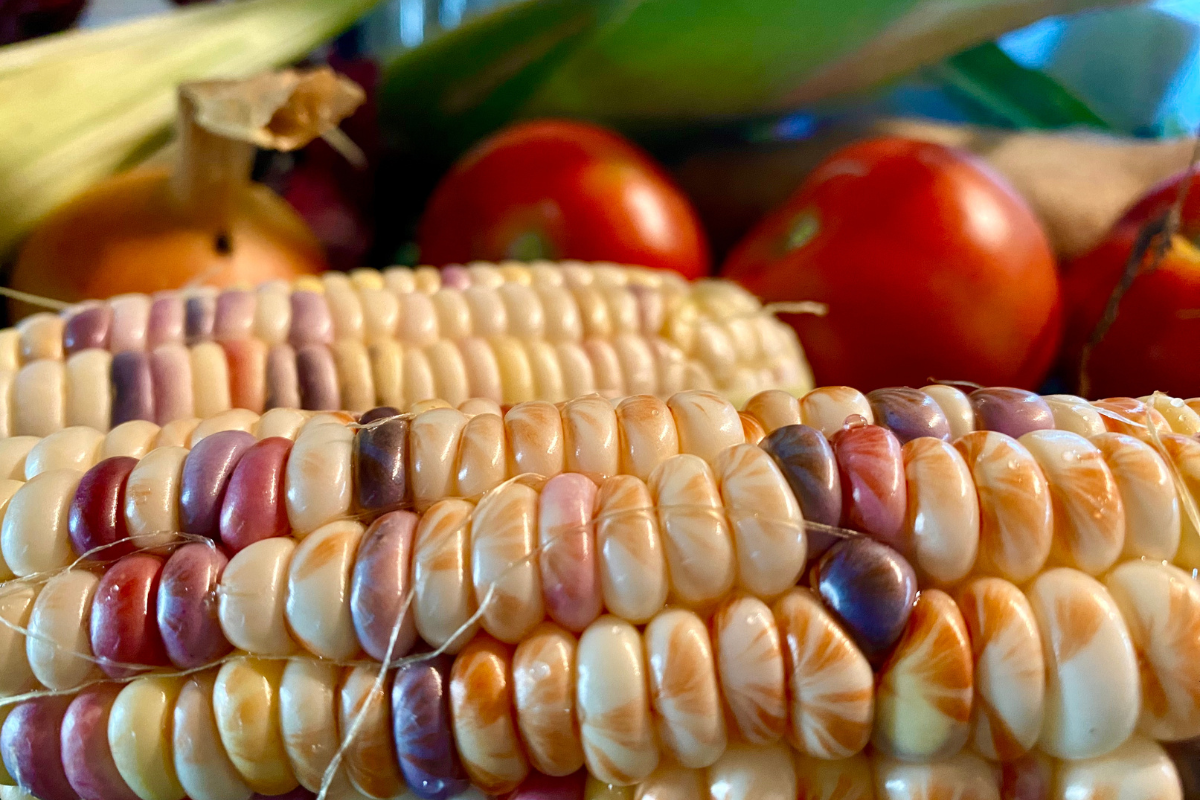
1, 384, 1199, 799
0, 263, 810, 437
0, 672, 1186, 799
1, 382, 1196, 576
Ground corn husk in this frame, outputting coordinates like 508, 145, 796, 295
379, 0, 1130, 159
0, 0, 382, 259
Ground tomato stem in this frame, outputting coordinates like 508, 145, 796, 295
1079, 132, 1200, 397
784, 211, 820, 252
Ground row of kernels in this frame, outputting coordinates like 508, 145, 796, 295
0, 422, 787, 681
0, 559, 1187, 794
790, 526, 1168, 766
413, 445, 800, 646
497, 565, 1165, 778
0, 333, 717, 436
394, 571, 1154, 788
567, 741, 1182, 800
0, 378, 1184, 579
353, 390, 747, 523
25, 438, 802, 679
0, 388, 744, 580
0, 410, 359, 579
4, 522, 1180, 772
760, 419, 987, 585
752, 418, 1190, 756
0, 597, 852, 798
0, 408, 325, 485
4, 388, 1195, 714
6, 345, 234, 437
757, 394, 1190, 584
0, 657, 491, 800
0, 263, 686, 367
3, 544, 1169, 772
7, 712, 1184, 800
35, 264, 696, 361
0, 392, 1188, 735
755, 384, 1200, 447
0, 395, 525, 556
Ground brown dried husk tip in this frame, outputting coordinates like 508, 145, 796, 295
173, 67, 367, 226
10, 67, 366, 316
184, 67, 365, 152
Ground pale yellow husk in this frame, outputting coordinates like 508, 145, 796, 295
0, 0, 382, 260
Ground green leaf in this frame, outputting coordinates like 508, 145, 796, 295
933, 41, 1111, 130
379, 0, 1130, 154
378, 0, 614, 159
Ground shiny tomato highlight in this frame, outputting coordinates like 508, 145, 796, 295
418, 119, 710, 279
722, 137, 1061, 391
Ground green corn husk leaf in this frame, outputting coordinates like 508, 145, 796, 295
934, 41, 1112, 130
0, 0, 382, 259
520, 0, 1135, 120
380, 0, 1131, 158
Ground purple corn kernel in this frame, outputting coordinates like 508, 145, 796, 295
440, 266, 470, 291
149, 344, 193, 425
830, 424, 907, 551
761, 424, 843, 531
538, 472, 602, 632
90, 553, 169, 678
866, 387, 951, 444
351, 511, 418, 661
146, 294, 185, 350
265, 344, 301, 410
69, 456, 139, 560
969, 387, 1055, 440
354, 416, 410, 513
63, 305, 112, 355
392, 654, 470, 800
61, 685, 141, 800
288, 291, 333, 349
815, 537, 917, 665
184, 294, 216, 345
214, 290, 256, 342
1, 696, 77, 800
296, 344, 340, 411
219, 437, 292, 553
180, 429, 256, 539
157, 542, 231, 669
359, 406, 403, 425
110, 350, 155, 427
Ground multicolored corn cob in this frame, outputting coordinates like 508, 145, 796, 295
0, 382, 1198, 800
0, 264, 810, 437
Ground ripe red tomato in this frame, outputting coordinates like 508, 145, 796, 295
418, 119, 710, 279
1062, 171, 1200, 398
722, 137, 1061, 392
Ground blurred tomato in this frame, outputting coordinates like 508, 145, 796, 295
418, 119, 710, 279
722, 137, 1061, 391
1062, 170, 1200, 398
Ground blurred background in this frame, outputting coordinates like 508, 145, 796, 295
82, 0, 1200, 136
61, 0, 1200, 268
5, 0, 1200, 396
